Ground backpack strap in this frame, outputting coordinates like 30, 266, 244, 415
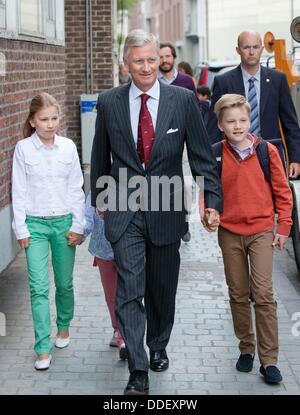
267, 138, 287, 175
256, 140, 271, 183
212, 141, 223, 178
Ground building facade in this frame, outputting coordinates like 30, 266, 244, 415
129, 0, 300, 68
207, 0, 300, 61
0, 0, 114, 273
129, 0, 207, 67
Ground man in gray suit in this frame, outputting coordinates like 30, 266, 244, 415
91, 29, 223, 395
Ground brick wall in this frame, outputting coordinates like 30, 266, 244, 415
65, 0, 113, 153
0, 40, 66, 210
0, 0, 113, 211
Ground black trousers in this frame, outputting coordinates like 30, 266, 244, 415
112, 211, 181, 373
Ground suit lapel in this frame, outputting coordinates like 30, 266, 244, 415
147, 82, 175, 167
230, 66, 245, 95
260, 66, 271, 115
114, 83, 142, 166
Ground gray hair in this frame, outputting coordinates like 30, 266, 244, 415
123, 29, 159, 60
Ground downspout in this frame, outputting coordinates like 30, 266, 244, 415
90, 0, 94, 93
86, 0, 90, 93
205, 0, 209, 61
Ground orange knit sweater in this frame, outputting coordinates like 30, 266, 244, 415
220, 137, 293, 236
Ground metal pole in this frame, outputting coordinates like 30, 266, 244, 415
205, 0, 209, 61
90, 0, 94, 93
86, 0, 90, 93
118, 0, 124, 62
291, 0, 295, 52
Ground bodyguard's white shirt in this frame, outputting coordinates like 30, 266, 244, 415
12, 133, 85, 239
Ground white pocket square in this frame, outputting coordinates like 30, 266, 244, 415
166, 128, 179, 134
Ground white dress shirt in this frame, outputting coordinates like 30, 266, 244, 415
12, 133, 85, 239
129, 80, 160, 145
229, 133, 254, 160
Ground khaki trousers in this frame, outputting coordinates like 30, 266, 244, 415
218, 227, 278, 366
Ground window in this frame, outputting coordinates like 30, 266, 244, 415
47, 0, 54, 21
19, 0, 42, 35
0, 0, 6, 29
0, 0, 64, 45
46, 0, 55, 38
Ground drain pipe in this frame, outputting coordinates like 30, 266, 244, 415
90, 0, 94, 94
86, 0, 90, 93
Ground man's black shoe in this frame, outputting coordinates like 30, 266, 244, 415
236, 353, 254, 372
124, 370, 149, 395
259, 365, 282, 384
150, 349, 169, 372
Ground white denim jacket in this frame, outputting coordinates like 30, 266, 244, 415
12, 133, 85, 239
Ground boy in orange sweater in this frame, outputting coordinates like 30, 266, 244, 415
214, 94, 293, 384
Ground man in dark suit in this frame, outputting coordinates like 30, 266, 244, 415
207, 30, 300, 178
159, 42, 200, 243
90, 29, 223, 395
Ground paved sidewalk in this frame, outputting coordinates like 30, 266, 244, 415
1, 220, 300, 395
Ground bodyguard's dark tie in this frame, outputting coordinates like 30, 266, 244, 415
248, 77, 260, 135
137, 94, 155, 165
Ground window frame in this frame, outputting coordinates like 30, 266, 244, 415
0, 0, 64, 46
0, 0, 6, 29
18, 0, 44, 39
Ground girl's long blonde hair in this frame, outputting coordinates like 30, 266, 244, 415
23, 92, 60, 138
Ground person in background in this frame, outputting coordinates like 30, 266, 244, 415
197, 85, 211, 123
84, 192, 127, 360
11, 92, 85, 371
178, 61, 198, 88
215, 93, 292, 384
159, 43, 199, 102
119, 63, 132, 85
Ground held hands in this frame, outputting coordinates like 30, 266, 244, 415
97, 208, 105, 219
272, 234, 288, 251
201, 208, 220, 232
18, 238, 30, 249
289, 162, 300, 179
67, 231, 84, 246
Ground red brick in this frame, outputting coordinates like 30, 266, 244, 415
0, 0, 113, 210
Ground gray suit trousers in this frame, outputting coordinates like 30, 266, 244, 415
112, 211, 181, 373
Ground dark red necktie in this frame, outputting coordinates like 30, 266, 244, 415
137, 94, 155, 165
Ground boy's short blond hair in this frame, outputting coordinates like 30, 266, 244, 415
214, 94, 251, 122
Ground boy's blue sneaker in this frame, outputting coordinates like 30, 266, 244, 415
259, 365, 282, 384
236, 353, 254, 372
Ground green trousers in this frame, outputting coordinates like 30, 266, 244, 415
25, 215, 75, 355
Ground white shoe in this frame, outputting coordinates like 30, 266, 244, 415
34, 354, 52, 370
55, 336, 70, 349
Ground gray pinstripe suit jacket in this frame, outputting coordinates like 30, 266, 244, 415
90, 82, 223, 246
